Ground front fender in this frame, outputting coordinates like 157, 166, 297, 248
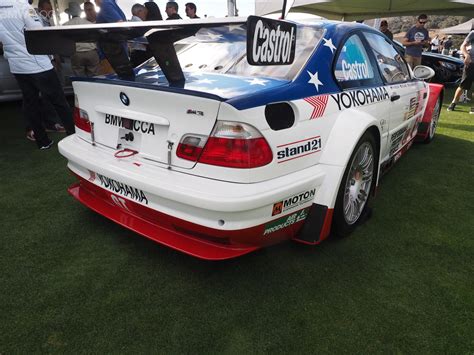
417, 83, 444, 140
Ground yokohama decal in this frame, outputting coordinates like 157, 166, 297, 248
304, 95, 328, 119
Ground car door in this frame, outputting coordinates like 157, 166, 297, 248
364, 32, 423, 162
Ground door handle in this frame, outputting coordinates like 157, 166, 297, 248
391, 94, 401, 102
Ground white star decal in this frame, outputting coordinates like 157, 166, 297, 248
246, 78, 268, 86
323, 38, 337, 54
194, 78, 216, 85
307, 71, 323, 92
205, 32, 223, 40
227, 24, 243, 32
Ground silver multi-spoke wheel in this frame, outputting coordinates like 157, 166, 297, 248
428, 98, 441, 140
342, 142, 374, 225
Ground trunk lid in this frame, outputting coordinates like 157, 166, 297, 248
73, 79, 223, 169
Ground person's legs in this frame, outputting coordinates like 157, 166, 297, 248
34, 69, 75, 135
14, 73, 52, 148
448, 64, 474, 111
71, 52, 87, 77
405, 55, 414, 69
413, 56, 422, 67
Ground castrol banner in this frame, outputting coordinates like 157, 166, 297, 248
246, 16, 297, 66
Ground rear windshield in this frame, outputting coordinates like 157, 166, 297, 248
172, 25, 324, 81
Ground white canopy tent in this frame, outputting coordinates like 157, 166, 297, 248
441, 19, 474, 34
255, 0, 474, 21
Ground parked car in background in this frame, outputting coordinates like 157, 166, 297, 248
393, 41, 463, 85
0, 43, 73, 102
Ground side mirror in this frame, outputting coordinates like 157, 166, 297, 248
413, 65, 435, 80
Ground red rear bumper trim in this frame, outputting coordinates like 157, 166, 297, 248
69, 179, 260, 260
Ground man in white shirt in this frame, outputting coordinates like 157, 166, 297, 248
0, 0, 74, 149
63, 2, 100, 76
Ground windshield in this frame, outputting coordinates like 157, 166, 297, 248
173, 25, 324, 81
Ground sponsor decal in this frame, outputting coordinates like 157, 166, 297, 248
263, 209, 308, 236
272, 189, 316, 216
330, 87, 389, 111
304, 95, 328, 119
404, 97, 418, 120
246, 15, 296, 66
342, 59, 370, 80
389, 126, 407, 156
105, 114, 155, 135
277, 136, 322, 163
97, 173, 149, 205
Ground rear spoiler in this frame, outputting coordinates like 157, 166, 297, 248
25, 16, 296, 85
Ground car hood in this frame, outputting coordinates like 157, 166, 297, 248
422, 51, 464, 64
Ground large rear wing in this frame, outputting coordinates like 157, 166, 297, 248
25, 16, 296, 85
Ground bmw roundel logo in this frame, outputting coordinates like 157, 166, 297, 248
119, 92, 130, 106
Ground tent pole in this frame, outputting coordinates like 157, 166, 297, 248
281, 0, 287, 19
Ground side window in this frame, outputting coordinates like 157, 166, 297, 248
334, 34, 376, 88
365, 32, 411, 84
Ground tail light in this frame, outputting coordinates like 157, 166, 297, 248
73, 107, 91, 133
177, 121, 273, 169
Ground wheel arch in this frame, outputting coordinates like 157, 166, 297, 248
315, 109, 382, 209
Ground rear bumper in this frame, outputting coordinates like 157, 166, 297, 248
69, 177, 261, 260
59, 135, 327, 259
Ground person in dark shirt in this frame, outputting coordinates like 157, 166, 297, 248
379, 20, 393, 41
402, 14, 430, 69
144, 1, 163, 21
185, 2, 199, 19
165, 1, 181, 20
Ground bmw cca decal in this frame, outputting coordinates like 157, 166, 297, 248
119, 92, 130, 106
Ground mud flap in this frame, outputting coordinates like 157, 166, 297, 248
293, 203, 333, 245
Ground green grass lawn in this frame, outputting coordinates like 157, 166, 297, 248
1, 90, 473, 353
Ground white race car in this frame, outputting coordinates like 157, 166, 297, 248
26, 16, 443, 260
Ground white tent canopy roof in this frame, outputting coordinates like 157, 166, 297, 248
441, 19, 474, 34
256, 0, 474, 21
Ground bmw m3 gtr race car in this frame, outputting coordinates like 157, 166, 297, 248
26, 16, 443, 260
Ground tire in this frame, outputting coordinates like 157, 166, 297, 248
424, 97, 441, 144
332, 132, 377, 237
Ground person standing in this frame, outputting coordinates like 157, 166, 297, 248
63, 2, 100, 77
165, 2, 181, 20
430, 34, 440, 53
144, 1, 162, 21
443, 35, 453, 55
83, 1, 97, 23
96, 0, 135, 80
185, 2, 199, 19
379, 20, 392, 41
402, 14, 430, 69
447, 30, 474, 113
0, 0, 75, 149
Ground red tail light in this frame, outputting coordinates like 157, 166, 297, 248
178, 121, 273, 169
73, 107, 91, 133
176, 135, 206, 161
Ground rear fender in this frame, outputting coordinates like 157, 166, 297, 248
315, 109, 382, 209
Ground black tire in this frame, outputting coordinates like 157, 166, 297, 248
424, 97, 441, 144
332, 132, 377, 237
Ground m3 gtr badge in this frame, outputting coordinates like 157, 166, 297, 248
119, 92, 130, 106
246, 16, 296, 66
